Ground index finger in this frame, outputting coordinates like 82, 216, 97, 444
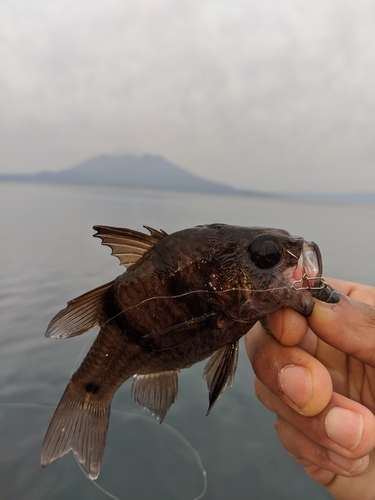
309, 294, 375, 367
324, 278, 375, 306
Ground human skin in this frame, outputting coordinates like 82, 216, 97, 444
245, 278, 375, 500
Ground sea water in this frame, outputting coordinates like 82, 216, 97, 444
1, 182, 374, 500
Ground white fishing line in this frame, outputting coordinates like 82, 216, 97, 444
103, 285, 292, 327
74, 409, 208, 500
75, 457, 121, 500
70, 328, 99, 376
0, 402, 54, 408
0, 403, 206, 500
162, 421, 208, 500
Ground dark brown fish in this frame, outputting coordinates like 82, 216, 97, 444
41, 223, 338, 479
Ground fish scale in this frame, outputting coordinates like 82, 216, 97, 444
41, 223, 338, 479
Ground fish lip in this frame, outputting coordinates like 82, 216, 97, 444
292, 292, 315, 316
291, 242, 340, 304
287, 241, 322, 315
291, 242, 324, 291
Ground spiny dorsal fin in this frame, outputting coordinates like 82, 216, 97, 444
203, 341, 239, 415
131, 370, 179, 423
93, 225, 167, 268
45, 281, 113, 338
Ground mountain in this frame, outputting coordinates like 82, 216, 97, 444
2, 155, 373, 203
0, 154, 259, 196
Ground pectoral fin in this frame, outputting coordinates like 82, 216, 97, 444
141, 312, 216, 351
131, 370, 179, 423
45, 281, 113, 338
203, 341, 239, 415
93, 225, 167, 267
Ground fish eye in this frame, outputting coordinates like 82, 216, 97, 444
249, 235, 283, 269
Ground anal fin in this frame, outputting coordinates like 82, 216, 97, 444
203, 341, 239, 415
131, 371, 179, 423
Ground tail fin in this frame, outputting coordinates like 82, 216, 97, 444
41, 383, 110, 479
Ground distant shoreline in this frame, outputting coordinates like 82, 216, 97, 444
1, 154, 374, 204
0, 177, 275, 199
1, 178, 374, 206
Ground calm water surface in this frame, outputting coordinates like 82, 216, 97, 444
1, 183, 375, 500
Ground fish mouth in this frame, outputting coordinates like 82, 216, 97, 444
288, 242, 325, 315
286, 241, 339, 314
292, 242, 323, 291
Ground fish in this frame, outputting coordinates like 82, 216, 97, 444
40, 223, 339, 479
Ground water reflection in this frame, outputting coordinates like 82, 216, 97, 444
0, 403, 207, 500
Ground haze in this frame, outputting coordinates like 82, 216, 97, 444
1, 0, 375, 193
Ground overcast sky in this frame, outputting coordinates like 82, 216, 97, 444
1, 0, 375, 193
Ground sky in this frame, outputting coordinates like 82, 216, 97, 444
1, 0, 375, 193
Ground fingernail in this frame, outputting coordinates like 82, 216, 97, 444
328, 450, 362, 472
325, 407, 364, 450
314, 299, 335, 309
278, 365, 312, 409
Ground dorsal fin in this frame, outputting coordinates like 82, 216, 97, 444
45, 281, 113, 338
93, 225, 167, 268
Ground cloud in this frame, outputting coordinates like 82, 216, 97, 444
1, 0, 375, 192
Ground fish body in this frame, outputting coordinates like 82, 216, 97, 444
41, 223, 337, 479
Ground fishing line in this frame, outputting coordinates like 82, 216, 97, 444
122, 285, 292, 310
0, 402, 54, 409
70, 328, 99, 376
0, 402, 206, 500
75, 457, 121, 500
162, 421, 208, 500
36, 272, 328, 498
102, 285, 293, 327
88, 285, 293, 350
74, 409, 208, 500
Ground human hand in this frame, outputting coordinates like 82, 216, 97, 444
245, 279, 375, 500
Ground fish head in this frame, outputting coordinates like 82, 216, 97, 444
241, 228, 335, 316
211, 225, 334, 320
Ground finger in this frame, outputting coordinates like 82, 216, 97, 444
275, 417, 370, 477
309, 294, 375, 366
263, 307, 352, 396
265, 307, 309, 347
323, 450, 375, 499
265, 307, 323, 358
265, 280, 375, 352
325, 278, 375, 306
245, 322, 332, 416
255, 377, 375, 461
